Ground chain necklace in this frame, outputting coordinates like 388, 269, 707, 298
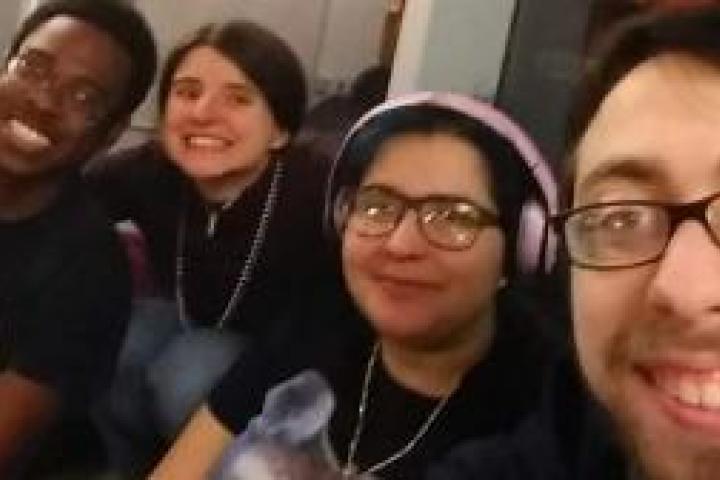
342, 342, 456, 477
175, 160, 283, 330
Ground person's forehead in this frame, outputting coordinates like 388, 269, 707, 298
18, 15, 131, 96
370, 132, 488, 173
172, 46, 257, 90
364, 132, 493, 200
573, 53, 720, 201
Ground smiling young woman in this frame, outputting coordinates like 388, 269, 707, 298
87, 21, 351, 476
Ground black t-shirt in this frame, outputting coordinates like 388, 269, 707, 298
0, 178, 131, 473
424, 354, 628, 480
0, 177, 130, 409
210, 292, 554, 480
87, 141, 345, 338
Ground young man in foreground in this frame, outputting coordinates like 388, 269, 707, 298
428, 7, 720, 480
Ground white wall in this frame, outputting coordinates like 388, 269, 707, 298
389, 0, 516, 99
141, 0, 330, 74
0, 0, 24, 56
132, 0, 333, 126
131, 0, 386, 125
17, 0, 387, 125
13, 0, 387, 126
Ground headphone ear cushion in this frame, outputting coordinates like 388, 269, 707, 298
516, 200, 550, 275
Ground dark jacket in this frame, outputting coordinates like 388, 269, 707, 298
425, 354, 629, 480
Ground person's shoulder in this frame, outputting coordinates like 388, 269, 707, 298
84, 140, 185, 222
431, 402, 593, 480
427, 357, 588, 480
208, 339, 327, 434
270, 143, 335, 239
87, 139, 164, 172
209, 311, 370, 435
55, 179, 123, 247
280, 143, 333, 184
2, 178, 129, 300
31, 180, 131, 297
494, 282, 570, 363
425, 431, 550, 480
85, 140, 179, 190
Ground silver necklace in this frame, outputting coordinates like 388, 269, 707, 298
175, 160, 283, 330
343, 342, 455, 477
205, 199, 233, 237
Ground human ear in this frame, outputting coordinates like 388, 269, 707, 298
270, 129, 290, 150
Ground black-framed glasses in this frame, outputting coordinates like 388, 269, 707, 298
553, 191, 720, 269
338, 184, 499, 251
6, 49, 110, 127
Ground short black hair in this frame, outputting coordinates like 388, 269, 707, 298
331, 105, 537, 278
157, 21, 307, 136
565, 6, 720, 203
10, 0, 157, 125
350, 65, 390, 111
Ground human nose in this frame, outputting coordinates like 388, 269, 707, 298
383, 209, 428, 257
188, 92, 218, 122
22, 75, 60, 114
647, 220, 720, 321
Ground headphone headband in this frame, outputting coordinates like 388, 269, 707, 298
330, 91, 557, 213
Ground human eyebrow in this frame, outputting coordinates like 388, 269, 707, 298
223, 82, 258, 99
171, 77, 201, 88
360, 183, 494, 214
168, 78, 204, 99
16, 47, 110, 101
225, 82, 254, 92
575, 156, 667, 202
15, 47, 52, 65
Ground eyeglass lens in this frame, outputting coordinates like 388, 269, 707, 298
8, 50, 106, 126
563, 193, 720, 268
347, 186, 493, 250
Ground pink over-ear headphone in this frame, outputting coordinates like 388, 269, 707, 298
325, 91, 559, 275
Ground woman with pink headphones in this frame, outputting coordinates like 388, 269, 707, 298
152, 92, 560, 480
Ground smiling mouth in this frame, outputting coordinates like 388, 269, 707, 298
652, 368, 720, 411
183, 135, 232, 149
637, 364, 720, 440
5, 118, 52, 153
375, 274, 440, 293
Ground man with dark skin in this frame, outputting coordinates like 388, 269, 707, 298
0, 0, 155, 474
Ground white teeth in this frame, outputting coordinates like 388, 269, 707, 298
658, 373, 720, 411
678, 378, 702, 407
186, 136, 228, 148
702, 383, 720, 410
8, 118, 51, 151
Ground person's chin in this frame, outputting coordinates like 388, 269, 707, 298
172, 158, 227, 181
0, 146, 61, 180
368, 305, 430, 340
